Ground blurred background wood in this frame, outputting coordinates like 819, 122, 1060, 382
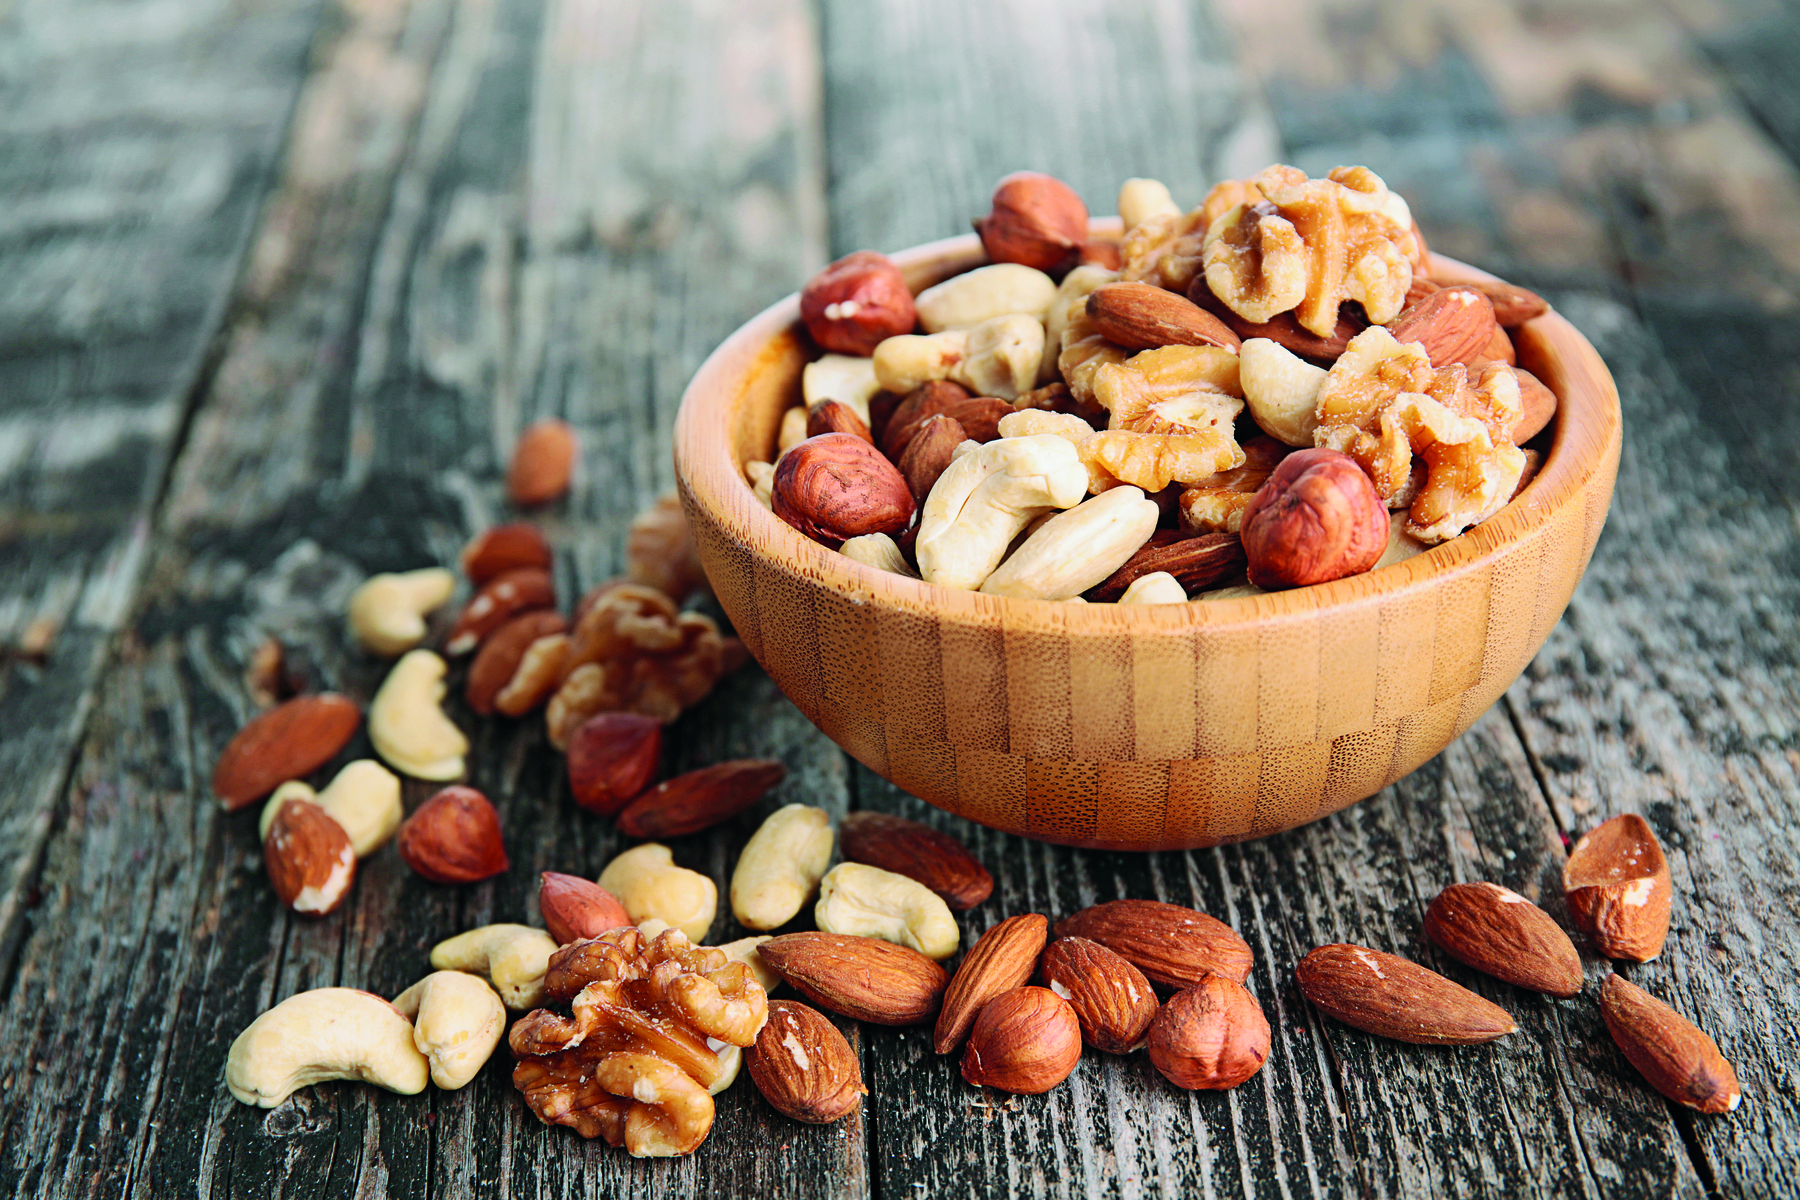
0, 0, 1793, 1196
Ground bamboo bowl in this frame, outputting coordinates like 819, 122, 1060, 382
673, 230, 1621, 850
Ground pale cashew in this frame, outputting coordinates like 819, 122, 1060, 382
636, 917, 671, 939
815, 863, 959, 960
1118, 177, 1181, 230
980, 486, 1160, 600
915, 435, 1089, 590
707, 1040, 743, 1096
1239, 338, 1327, 447
873, 330, 969, 396
225, 988, 428, 1107
1374, 522, 1429, 569
1118, 571, 1189, 605
996, 408, 1094, 446
369, 649, 468, 780
802, 354, 880, 423
429, 924, 560, 1009
746, 460, 775, 509
915, 263, 1058, 332
347, 568, 456, 657
1040, 265, 1118, 383
392, 971, 506, 1090
777, 405, 809, 455
258, 759, 402, 857
961, 314, 1044, 400
715, 934, 778, 994
597, 843, 717, 943
730, 804, 834, 931
839, 533, 916, 578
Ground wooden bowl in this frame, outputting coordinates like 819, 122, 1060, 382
673, 232, 1621, 850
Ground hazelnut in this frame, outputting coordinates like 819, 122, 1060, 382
800, 251, 918, 356
806, 398, 873, 444
771, 433, 916, 547
975, 172, 1089, 272
1240, 448, 1389, 590
1146, 975, 1271, 1090
564, 712, 663, 816
960, 986, 1082, 1095
397, 785, 509, 884
537, 871, 630, 943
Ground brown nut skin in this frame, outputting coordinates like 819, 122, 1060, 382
933, 914, 1048, 1054
898, 414, 967, 505
538, 871, 631, 943
565, 712, 663, 816
466, 610, 568, 715
1511, 368, 1558, 443
507, 418, 576, 506
838, 811, 993, 909
460, 522, 553, 584
746, 1000, 867, 1124
1600, 975, 1742, 1114
213, 693, 362, 810
758, 932, 948, 1026
1087, 282, 1241, 352
975, 172, 1088, 273
800, 251, 918, 356
264, 798, 357, 914
960, 986, 1082, 1095
806, 399, 873, 444
615, 759, 787, 839
1040, 936, 1158, 1054
1422, 882, 1583, 998
1241, 448, 1390, 590
772, 433, 916, 548
1147, 975, 1270, 1090
397, 785, 509, 884
444, 567, 556, 656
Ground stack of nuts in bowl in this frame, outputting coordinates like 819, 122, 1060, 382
757, 166, 1559, 598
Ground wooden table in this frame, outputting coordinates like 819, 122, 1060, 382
1, 0, 1796, 1195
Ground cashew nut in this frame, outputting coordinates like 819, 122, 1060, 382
961, 314, 1044, 400
1238, 338, 1327, 447
392, 971, 506, 1090
915, 263, 1058, 332
815, 863, 959, 960
715, 934, 778, 994
257, 759, 402, 857
1041, 265, 1119, 383
778, 406, 808, 455
996, 408, 1094, 446
597, 843, 717, 943
707, 1040, 743, 1096
429, 923, 560, 1009
730, 804, 834, 931
873, 330, 969, 396
1118, 571, 1189, 605
347, 568, 456, 657
802, 354, 880, 424
1118, 177, 1181, 230
915, 435, 1089, 590
225, 988, 429, 1107
746, 460, 775, 508
839, 532, 916, 578
369, 649, 468, 780
980, 485, 1160, 600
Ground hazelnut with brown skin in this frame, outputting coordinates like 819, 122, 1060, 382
800, 251, 918, 356
960, 986, 1082, 1094
976, 172, 1089, 273
1147, 975, 1270, 1090
772, 433, 916, 547
1240, 448, 1389, 590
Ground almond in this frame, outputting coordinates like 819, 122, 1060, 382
615, 758, 786, 839
1422, 882, 1583, 998
444, 567, 555, 656
1040, 936, 1158, 1054
960, 986, 1081, 1094
837, 811, 993, 910
1387, 286, 1497, 368
806, 399, 873, 444
507, 418, 576, 506
1469, 322, 1516, 367
397, 785, 509, 884
1085, 531, 1245, 603
1512, 368, 1558, 443
1600, 974, 1741, 1114
746, 1000, 866, 1123
1086, 282, 1241, 352
933, 914, 1048, 1054
264, 798, 357, 914
878, 380, 970, 459
1189, 278, 1364, 360
466, 610, 568, 715
538, 871, 630, 943
565, 712, 663, 816
757, 931, 948, 1025
897, 413, 966, 504
1467, 278, 1549, 327
461, 522, 553, 584
213, 693, 362, 811
1054, 900, 1253, 989
1295, 943, 1516, 1045
1563, 814, 1672, 962
883, 393, 1011, 460
1147, 974, 1270, 1090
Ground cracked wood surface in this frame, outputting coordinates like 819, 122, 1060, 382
0, 0, 1795, 1196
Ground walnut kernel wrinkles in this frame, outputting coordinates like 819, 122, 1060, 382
510, 928, 768, 1157
1119, 207, 1212, 293
626, 493, 708, 602
1081, 346, 1246, 492
1054, 304, 1131, 409
1178, 436, 1292, 534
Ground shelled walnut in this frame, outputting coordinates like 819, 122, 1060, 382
1083, 345, 1245, 492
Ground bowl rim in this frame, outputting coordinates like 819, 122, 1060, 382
674, 231, 1622, 634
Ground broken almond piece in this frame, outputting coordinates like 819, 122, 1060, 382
1563, 814, 1673, 962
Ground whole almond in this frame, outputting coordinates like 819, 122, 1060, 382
757, 931, 948, 1025
565, 712, 663, 816
1189, 278, 1364, 360
1471, 322, 1516, 367
879, 380, 971, 460
1055, 899, 1253, 988
466, 610, 568, 715
1468, 278, 1549, 327
444, 567, 556, 656
1600, 974, 1741, 1114
1563, 814, 1672, 962
507, 418, 577, 506
1295, 944, 1516, 1045
885, 391, 1012, 460
1512, 368, 1558, 443
1087, 282, 1241, 352
460, 522, 553, 584
213, 693, 362, 811
1041, 936, 1158, 1054
615, 758, 786, 839
538, 871, 630, 943
746, 1000, 866, 1123
264, 798, 357, 914
1147, 974, 1270, 1090
1387, 286, 1497, 368
838, 811, 993, 910
1423, 882, 1583, 998
960, 986, 1082, 1094
397, 785, 509, 884
806, 399, 873, 444
933, 914, 1048, 1054
1085, 531, 1245, 603
898, 414, 967, 504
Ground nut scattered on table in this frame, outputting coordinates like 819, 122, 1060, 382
212, 692, 362, 811
257, 758, 402, 858
815, 862, 960, 961
1294, 943, 1516, 1045
226, 988, 428, 1108
1422, 881, 1583, 998
1054, 899, 1254, 988
1563, 814, 1673, 962
746, 1000, 866, 1124
368, 649, 468, 780
539, 872, 631, 943
1040, 936, 1158, 1054
960, 986, 1082, 1095
462, 522, 553, 584
756, 932, 948, 1025
392, 971, 507, 1090
1599, 974, 1741, 1114
398, 785, 509, 884
836, 811, 994, 910
264, 796, 358, 914
597, 843, 718, 943
564, 711, 664, 815
431, 923, 561, 1010
616, 758, 787, 840
731, 804, 835, 932
1146, 974, 1270, 1090
347, 567, 456, 657
508, 418, 577, 506
934, 914, 1048, 1054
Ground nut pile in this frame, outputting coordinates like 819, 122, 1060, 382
761, 166, 1561, 599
